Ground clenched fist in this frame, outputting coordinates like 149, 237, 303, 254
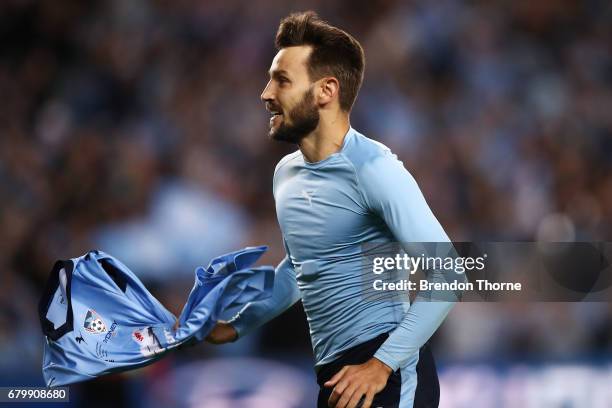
205, 321, 238, 344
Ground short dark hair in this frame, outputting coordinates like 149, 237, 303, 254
275, 11, 365, 112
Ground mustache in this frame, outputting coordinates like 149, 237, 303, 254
265, 103, 282, 113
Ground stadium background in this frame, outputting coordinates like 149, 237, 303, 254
1, 0, 611, 406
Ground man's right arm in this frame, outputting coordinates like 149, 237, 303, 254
210, 255, 300, 342
209, 159, 301, 343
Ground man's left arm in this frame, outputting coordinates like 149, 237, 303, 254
326, 150, 459, 408
361, 153, 457, 372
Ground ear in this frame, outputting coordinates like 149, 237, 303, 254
316, 77, 340, 107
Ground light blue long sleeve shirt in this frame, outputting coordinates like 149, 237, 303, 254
230, 127, 455, 370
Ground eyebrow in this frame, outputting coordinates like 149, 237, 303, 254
268, 69, 290, 79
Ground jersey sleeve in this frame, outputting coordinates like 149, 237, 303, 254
227, 240, 301, 339
356, 150, 459, 371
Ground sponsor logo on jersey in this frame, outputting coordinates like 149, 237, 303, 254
95, 342, 115, 363
95, 342, 108, 359
132, 330, 144, 342
132, 328, 164, 357
301, 189, 315, 206
75, 330, 87, 345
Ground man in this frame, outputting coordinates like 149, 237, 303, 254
207, 11, 456, 408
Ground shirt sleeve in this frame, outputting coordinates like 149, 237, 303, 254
356, 149, 459, 371
227, 241, 301, 339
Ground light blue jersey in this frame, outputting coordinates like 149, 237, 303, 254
230, 127, 455, 403
40, 247, 274, 386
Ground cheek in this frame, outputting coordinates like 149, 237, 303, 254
279, 87, 305, 111
276, 96, 293, 116
276, 90, 292, 106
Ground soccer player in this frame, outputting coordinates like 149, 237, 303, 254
206, 11, 456, 408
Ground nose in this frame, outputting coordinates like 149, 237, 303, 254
260, 80, 274, 103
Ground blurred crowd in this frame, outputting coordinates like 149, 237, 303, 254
1, 0, 611, 387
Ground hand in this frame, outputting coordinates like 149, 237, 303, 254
205, 321, 238, 344
324, 357, 393, 408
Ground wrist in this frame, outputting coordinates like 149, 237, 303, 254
225, 317, 242, 340
222, 321, 238, 342
369, 357, 393, 376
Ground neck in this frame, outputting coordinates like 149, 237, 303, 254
298, 114, 350, 163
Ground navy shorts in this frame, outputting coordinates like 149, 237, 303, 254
316, 333, 439, 408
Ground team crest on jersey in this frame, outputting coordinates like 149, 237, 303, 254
84, 309, 107, 334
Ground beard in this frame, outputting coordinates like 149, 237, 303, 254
269, 88, 320, 144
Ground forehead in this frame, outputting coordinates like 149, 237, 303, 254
269, 45, 312, 76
